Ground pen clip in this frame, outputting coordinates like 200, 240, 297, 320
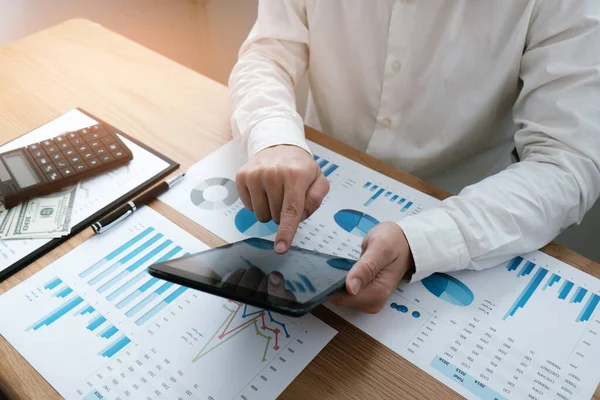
93, 209, 134, 234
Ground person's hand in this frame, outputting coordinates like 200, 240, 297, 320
236, 145, 330, 253
330, 222, 415, 313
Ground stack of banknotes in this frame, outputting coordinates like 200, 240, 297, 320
0, 184, 79, 240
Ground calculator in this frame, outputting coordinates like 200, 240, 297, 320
0, 123, 133, 208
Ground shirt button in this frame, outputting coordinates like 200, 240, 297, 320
391, 61, 402, 73
379, 118, 392, 129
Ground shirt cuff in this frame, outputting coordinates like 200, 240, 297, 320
247, 117, 312, 157
397, 208, 471, 283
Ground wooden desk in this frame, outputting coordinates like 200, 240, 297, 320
0, 19, 598, 400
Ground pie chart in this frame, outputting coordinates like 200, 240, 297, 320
327, 258, 356, 271
190, 177, 239, 210
421, 273, 474, 307
234, 208, 278, 238
333, 209, 379, 238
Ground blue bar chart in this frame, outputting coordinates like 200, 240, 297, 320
22, 223, 198, 364
87, 231, 162, 286
77, 227, 192, 328
103, 240, 176, 300
362, 181, 414, 212
365, 188, 384, 206
28, 293, 84, 331
96, 235, 167, 292
44, 277, 63, 290
99, 335, 131, 358
114, 246, 183, 309
506, 256, 523, 271
578, 294, 600, 322
98, 324, 118, 339
135, 286, 188, 326
571, 286, 588, 304
25, 279, 132, 358
543, 273, 561, 290
504, 267, 548, 319
87, 315, 107, 331
517, 261, 535, 277
55, 287, 73, 298
79, 305, 95, 316
559, 280, 575, 300
313, 154, 339, 178
79, 227, 155, 278
504, 256, 600, 322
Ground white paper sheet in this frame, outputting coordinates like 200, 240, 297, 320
0, 207, 336, 400
160, 140, 600, 400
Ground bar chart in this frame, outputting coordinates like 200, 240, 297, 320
313, 154, 339, 178
80, 227, 191, 328
26, 278, 133, 359
503, 256, 600, 322
363, 181, 414, 211
0, 208, 337, 400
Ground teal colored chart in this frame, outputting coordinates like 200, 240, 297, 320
333, 209, 379, 238
327, 258, 356, 271
421, 273, 474, 307
235, 208, 278, 238
244, 238, 275, 250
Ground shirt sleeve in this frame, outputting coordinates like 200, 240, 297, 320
228, 0, 312, 158
398, 0, 600, 282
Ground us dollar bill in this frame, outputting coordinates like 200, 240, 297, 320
1, 184, 79, 240
0, 204, 11, 234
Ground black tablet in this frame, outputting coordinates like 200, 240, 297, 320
148, 238, 357, 316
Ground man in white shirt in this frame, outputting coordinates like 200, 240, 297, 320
228, 0, 600, 313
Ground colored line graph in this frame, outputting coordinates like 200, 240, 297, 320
192, 301, 290, 363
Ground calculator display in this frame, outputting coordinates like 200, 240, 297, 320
3, 152, 40, 188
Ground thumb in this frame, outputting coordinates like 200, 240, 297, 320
346, 239, 395, 296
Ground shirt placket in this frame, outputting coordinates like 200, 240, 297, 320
366, 0, 417, 157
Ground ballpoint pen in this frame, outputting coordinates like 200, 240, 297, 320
91, 172, 185, 234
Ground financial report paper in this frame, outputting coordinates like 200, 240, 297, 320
0, 207, 336, 399
160, 140, 600, 400
0, 110, 170, 276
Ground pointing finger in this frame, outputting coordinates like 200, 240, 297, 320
275, 184, 305, 253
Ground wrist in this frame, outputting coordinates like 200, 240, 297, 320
399, 228, 416, 282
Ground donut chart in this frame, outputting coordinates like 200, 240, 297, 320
333, 209, 379, 238
421, 273, 474, 307
190, 178, 238, 210
234, 208, 278, 238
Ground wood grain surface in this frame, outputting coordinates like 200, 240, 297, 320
0, 19, 598, 400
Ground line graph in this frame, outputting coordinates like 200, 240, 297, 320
193, 301, 291, 362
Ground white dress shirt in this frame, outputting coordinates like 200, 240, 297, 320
228, 0, 600, 282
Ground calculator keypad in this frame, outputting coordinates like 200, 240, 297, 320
24, 123, 132, 183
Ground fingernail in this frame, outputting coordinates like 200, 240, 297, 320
349, 278, 362, 295
275, 241, 286, 253
269, 273, 282, 286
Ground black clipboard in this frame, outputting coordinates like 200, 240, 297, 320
0, 109, 179, 281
